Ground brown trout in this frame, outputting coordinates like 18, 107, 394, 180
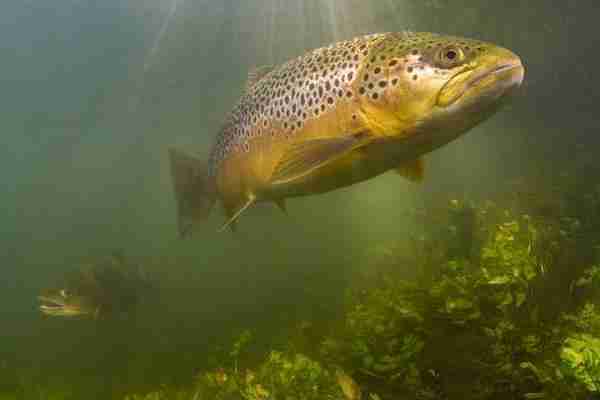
169, 31, 524, 235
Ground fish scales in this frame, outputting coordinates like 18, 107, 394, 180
208, 32, 386, 179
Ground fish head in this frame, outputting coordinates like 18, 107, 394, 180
38, 287, 99, 318
361, 32, 524, 140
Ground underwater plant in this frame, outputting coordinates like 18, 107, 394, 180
317, 198, 600, 399
560, 334, 600, 393
197, 350, 346, 400
116, 181, 600, 400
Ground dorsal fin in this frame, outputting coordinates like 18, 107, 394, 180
245, 65, 274, 92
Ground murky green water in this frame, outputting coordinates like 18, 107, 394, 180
1, 1, 598, 399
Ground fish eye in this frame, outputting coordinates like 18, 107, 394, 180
437, 46, 464, 67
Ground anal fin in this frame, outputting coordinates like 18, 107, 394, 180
395, 157, 425, 182
274, 198, 288, 214
271, 132, 370, 185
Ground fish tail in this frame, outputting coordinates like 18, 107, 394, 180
168, 148, 216, 238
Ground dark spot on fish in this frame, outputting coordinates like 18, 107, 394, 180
327, 97, 334, 104
413, 74, 418, 80
325, 81, 331, 91
378, 81, 387, 88
346, 91, 353, 98
368, 83, 374, 89
374, 67, 381, 74
412, 49, 419, 55
372, 93, 379, 100
363, 74, 369, 81
392, 78, 398, 85
347, 72, 354, 80
338, 89, 343, 97
389, 60, 398, 67
407, 66, 414, 73
359, 87, 366, 95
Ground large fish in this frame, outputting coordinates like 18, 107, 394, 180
169, 31, 524, 235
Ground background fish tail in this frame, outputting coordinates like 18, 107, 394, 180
168, 148, 216, 238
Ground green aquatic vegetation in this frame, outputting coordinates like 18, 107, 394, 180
230, 329, 254, 372
428, 259, 482, 325
573, 265, 600, 290
426, 215, 540, 326
562, 302, 600, 335
322, 202, 600, 398
327, 277, 426, 386
198, 350, 344, 400
124, 389, 172, 400
241, 351, 342, 400
560, 334, 600, 392
191, 331, 346, 400
118, 192, 600, 400
479, 217, 539, 312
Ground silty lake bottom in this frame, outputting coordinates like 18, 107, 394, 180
1, 1, 598, 399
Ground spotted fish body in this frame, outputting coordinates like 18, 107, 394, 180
169, 31, 524, 235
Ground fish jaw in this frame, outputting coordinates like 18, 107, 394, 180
390, 46, 524, 157
38, 292, 94, 317
436, 47, 524, 111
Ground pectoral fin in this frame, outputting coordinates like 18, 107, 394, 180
219, 195, 256, 233
395, 157, 425, 182
271, 133, 369, 185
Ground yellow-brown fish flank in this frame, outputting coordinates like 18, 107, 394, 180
208, 32, 388, 179
172, 31, 524, 235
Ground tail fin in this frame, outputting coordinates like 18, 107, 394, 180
168, 148, 216, 238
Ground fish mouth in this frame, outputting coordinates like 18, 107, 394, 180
38, 295, 83, 316
437, 58, 524, 108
